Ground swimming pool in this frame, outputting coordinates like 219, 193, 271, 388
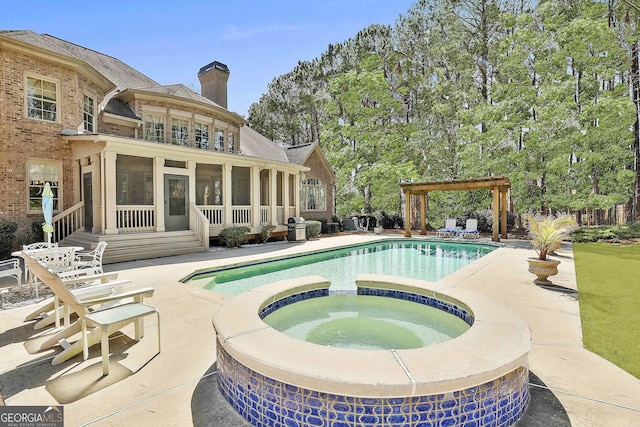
185, 239, 496, 295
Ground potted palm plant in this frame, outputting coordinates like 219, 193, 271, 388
523, 213, 578, 285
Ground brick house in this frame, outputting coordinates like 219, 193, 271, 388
0, 31, 335, 262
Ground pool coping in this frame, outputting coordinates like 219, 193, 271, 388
182, 237, 499, 285
213, 273, 531, 397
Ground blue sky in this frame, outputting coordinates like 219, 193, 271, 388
3, 0, 415, 117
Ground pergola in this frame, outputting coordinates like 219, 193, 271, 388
400, 176, 511, 242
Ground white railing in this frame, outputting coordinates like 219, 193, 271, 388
190, 202, 210, 249
260, 206, 270, 225
232, 206, 252, 227
116, 205, 155, 233
52, 201, 84, 242
198, 205, 224, 228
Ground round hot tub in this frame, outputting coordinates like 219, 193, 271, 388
263, 293, 471, 350
213, 274, 531, 427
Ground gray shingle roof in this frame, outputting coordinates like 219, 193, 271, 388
239, 126, 289, 163
1, 31, 158, 91
136, 84, 222, 108
103, 98, 141, 120
286, 143, 316, 165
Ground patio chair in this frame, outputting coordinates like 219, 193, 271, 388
0, 259, 22, 305
26, 268, 132, 330
23, 246, 77, 298
0, 259, 22, 286
460, 218, 480, 239
436, 219, 458, 238
75, 241, 108, 273
23, 242, 58, 251
21, 253, 158, 373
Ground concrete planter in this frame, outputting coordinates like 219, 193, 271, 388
527, 258, 561, 285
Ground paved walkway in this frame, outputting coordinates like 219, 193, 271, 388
1, 234, 639, 426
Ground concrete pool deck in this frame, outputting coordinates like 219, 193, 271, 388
1, 234, 639, 426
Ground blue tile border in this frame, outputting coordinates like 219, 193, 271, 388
357, 287, 474, 326
258, 287, 473, 326
258, 288, 330, 319
217, 339, 529, 427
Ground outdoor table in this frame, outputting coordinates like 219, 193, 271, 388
12, 246, 84, 297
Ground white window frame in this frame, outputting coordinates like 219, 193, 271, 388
195, 122, 210, 149
83, 94, 95, 132
301, 178, 326, 211
214, 128, 225, 151
228, 131, 236, 153
144, 113, 165, 143
171, 117, 190, 146
25, 74, 60, 123
27, 159, 62, 214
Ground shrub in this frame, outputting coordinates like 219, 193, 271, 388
219, 226, 251, 248
306, 218, 328, 233
380, 212, 404, 229
305, 220, 322, 239
573, 224, 640, 243
0, 220, 18, 260
31, 220, 45, 243
259, 225, 276, 243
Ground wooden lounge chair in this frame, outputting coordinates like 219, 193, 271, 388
21, 253, 158, 374
460, 218, 480, 239
25, 268, 132, 330
435, 219, 458, 238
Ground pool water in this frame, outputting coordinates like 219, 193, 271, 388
262, 294, 470, 350
187, 240, 494, 295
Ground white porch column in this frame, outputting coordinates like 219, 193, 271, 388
187, 160, 196, 207
73, 159, 81, 205
283, 172, 290, 220
269, 168, 278, 226
103, 151, 118, 235
251, 165, 261, 230
154, 157, 165, 232
294, 173, 301, 218
89, 154, 102, 233
223, 163, 232, 227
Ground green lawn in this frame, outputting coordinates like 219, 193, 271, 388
573, 242, 640, 379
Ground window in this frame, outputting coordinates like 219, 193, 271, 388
27, 160, 61, 213
301, 178, 326, 211
26, 76, 58, 122
214, 128, 225, 151
171, 118, 189, 146
195, 122, 210, 149
144, 114, 165, 143
228, 132, 236, 152
83, 95, 95, 132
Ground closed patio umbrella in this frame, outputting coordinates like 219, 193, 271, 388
42, 182, 54, 245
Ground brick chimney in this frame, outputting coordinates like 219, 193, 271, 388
198, 61, 230, 109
